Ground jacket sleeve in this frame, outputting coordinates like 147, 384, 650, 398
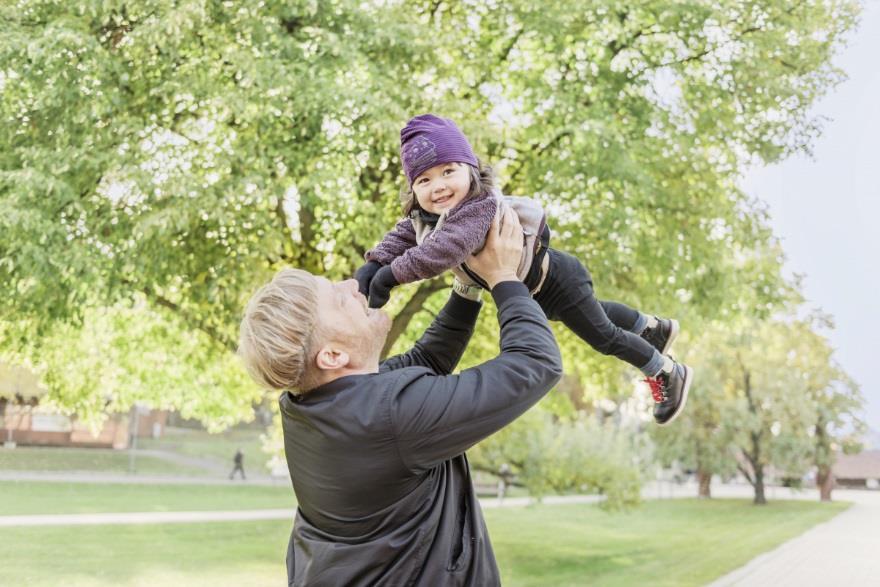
389, 197, 497, 284
379, 292, 482, 375
365, 218, 418, 265
389, 282, 563, 473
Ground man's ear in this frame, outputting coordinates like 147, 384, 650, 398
314, 344, 350, 372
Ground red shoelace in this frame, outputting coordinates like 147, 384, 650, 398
644, 377, 664, 403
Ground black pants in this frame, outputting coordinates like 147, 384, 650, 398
533, 249, 656, 371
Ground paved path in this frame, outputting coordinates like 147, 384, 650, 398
0, 494, 602, 527
707, 489, 880, 587
0, 509, 297, 527
0, 470, 285, 486
135, 449, 231, 475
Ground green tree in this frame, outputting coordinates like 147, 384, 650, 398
468, 394, 644, 510
651, 329, 739, 498
787, 316, 865, 501
1, 0, 859, 436
660, 315, 865, 505
0, 361, 45, 445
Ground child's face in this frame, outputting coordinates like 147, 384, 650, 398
412, 162, 471, 214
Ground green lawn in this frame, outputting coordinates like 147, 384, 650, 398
487, 498, 849, 586
139, 426, 270, 474
0, 492, 848, 587
0, 481, 295, 515
0, 426, 271, 476
0, 446, 196, 476
4, 521, 289, 587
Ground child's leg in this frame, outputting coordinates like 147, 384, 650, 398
598, 300, 648, 334
535, 249, 692, 425
534, 250, 663, 377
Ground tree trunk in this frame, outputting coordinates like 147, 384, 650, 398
753, 465, 767, 505
697, 468, 712, 498
557, 374, 591, 412
817, 465, 834, 502
739, 366, 766, 505
380, 278, 446, 359
815, 417, 834, 502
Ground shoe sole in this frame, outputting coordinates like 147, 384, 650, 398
657, 364, 692, 427
661, 319, 680, 355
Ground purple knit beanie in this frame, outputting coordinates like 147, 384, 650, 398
400, 114, 478, 185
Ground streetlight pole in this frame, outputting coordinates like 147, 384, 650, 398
128, 404, 141, 474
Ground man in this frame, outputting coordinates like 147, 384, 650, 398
229, 448, 245, 480
238, 209, 563, 586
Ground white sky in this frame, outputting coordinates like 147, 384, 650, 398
740, 0, 880, 443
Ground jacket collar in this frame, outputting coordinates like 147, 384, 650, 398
411, 207, 441, 226
284, 373, 371, 404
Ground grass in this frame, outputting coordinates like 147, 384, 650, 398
0, 446, 196, 476
4, 521, 289, 587
486, 498, 849, 586
0, 489, 848, 587
0, 426, 271, 477
0, 481, 295, 515
139, 426, 270, 474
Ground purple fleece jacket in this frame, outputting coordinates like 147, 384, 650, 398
366, 191, 499, 284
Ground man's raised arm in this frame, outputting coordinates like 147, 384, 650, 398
383, 208, 564, 471
390, 279, 562, 472
379, 290, 482, 375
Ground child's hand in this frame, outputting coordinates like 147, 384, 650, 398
466, 207, 523, 289
368, 265, 400, 308
354, 260, 382, 296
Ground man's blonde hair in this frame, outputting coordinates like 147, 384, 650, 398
238, 268, 322, 392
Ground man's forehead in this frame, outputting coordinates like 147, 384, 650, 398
315, 276, 334, 290
312, 277, 335, 320
315, 276, 344, 297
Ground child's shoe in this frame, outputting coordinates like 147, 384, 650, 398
641, 317, 679, 354
644, 361, 692, 426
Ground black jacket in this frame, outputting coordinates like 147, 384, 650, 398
280, 282, 563, 586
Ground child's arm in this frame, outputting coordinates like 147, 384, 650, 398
388, 197, 497, 284
356, 219, 418, 296
365, 218, 418, 265
365, 197, 497, 308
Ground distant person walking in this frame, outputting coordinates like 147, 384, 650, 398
229, 448, 246, 480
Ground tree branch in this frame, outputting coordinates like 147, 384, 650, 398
504, 128, 573, 191
460, 26, 524, 102
140, 284, 236, 352
428, 0, 442, 21
632, 1, 807, 76
295, 192, 323, 273
273, 192, 296, 263
736, 462, 755, 487
380, 277, 447, 360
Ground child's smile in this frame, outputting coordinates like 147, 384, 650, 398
413, 162, 471, 214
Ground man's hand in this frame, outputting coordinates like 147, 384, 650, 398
368, 265, 400, 308
354, 260, 382, 297
466, 206, 524, 289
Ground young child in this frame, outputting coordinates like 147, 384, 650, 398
355, 114, 693, 425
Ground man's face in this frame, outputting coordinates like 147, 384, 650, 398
314, 277, 391, 367
412, 162, 471, 214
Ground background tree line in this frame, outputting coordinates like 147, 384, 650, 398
0, 0, 865, 505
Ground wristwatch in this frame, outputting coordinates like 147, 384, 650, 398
452, 278, 483, 301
